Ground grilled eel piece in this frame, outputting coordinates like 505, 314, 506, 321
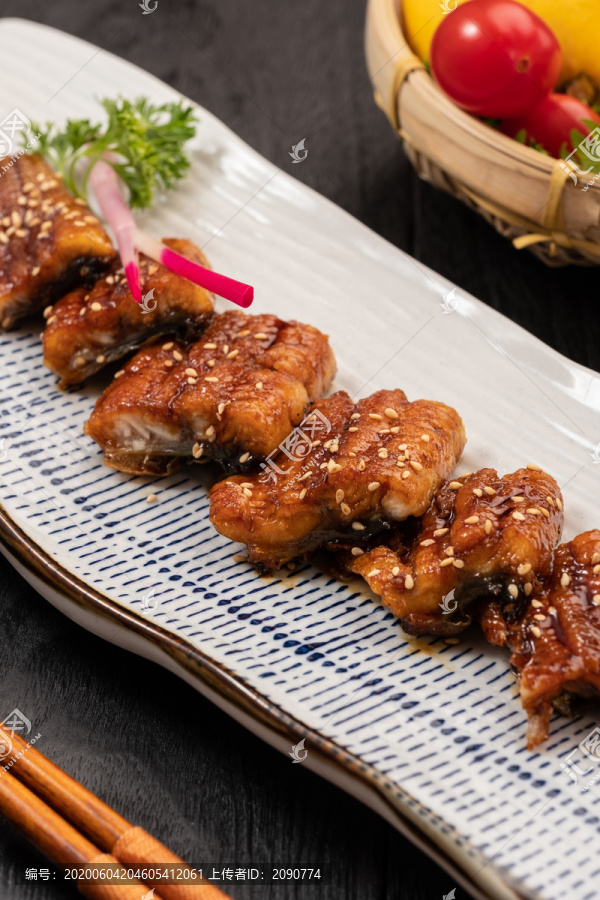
43, 238, 214, 388
342, 467, 563, 636
84, 310, 336, 476
478, 530, 600, 749
209, 389, 466, 572
0, 153, 114, 329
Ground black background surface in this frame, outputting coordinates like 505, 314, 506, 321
0, 1, 595, 898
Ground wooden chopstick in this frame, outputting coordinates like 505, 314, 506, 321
0, 725, 230, 899
0, 766, 164, 899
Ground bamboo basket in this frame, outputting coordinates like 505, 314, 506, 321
365, 0, 600, 266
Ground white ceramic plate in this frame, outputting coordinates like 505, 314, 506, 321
1, 18, 600, 900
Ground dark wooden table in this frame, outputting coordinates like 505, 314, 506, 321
0, 1, 595, 898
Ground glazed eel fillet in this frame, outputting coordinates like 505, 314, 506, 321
43, 238, 214, 388
343, 467, 564, 635
209, 389, 466, 572
0, 154, 114, 329
84, 310, 336, 475
479, 530, 600, 749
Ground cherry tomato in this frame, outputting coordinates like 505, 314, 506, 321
501, 93, 600, 158
430, 0, 561, 118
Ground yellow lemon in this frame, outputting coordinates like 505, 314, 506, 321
402, 0, 600, 89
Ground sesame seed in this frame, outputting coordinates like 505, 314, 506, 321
440, 558, 454, 567
350, 413, 361, 420
367, 568, 380, 578
205, 376, 219, 383
207, 360, 215, 367
512, 511, 526, 521
237, 329, 250, 337
530, 626, 542, 638
232, 554, 246, 563
410, 460, 423, 471
185, 368, 198, 377
15, 228, 27, 238
402, 470, 410, 479
548, 606, 557, 615
473, 488, 483, 497
298, 472, 311, 482
204, 343, 217, 349
518, 563, 532, 575
79, 307, 86, 317
556, 498, 563, 511
526, 508, 540, 515
594, 565, 600, 575
348, 426, 358, 432
546, 496, 554, 506
420, 434, 430, 442
527, 463, 542, 472
384, 408, 399, 419
433, 528, 449, 536
444, 547, 454, 557
74, 219, 87, 227
341, 503, 351, 515
352, 522, 365, 531
147, 494, 158, 503
16, 196, 26, 206
368, 482, 380, 491
205, 426, 215, 437
187, 377, 197, 385
593, 552, 600, 564
192, 444, 204, 459
351, 547, 363, 556
91, 301, 102, 311
593, 595, 600, 606
532, 600, 543, 609
243, 488, 252, 498
534, 613, 546, 621
336, 489, 345, 503
0, 233, 8, 244
173, 350, 183, 361
512, 496, 525, 503
222, 345, 229, 355
11, 211, 20, 227
254, 332, 268, 340
43, 306, 54, 319
378, 449, 388, 459
164, 360, 174, 367
299, 488, 307, 500
464, 515, 479, 525
239, 452, 250, 464
420, 539, 435, 547
46, 315, 56, 324
444, 637, 461, 645
560, 573, 570, 587
398, 444, 407, 451
357, 460, 366, 472
404, 574, 415, 589
95, 355, 106, 364
524, 583, 533, 596
75, 356, 85, 366
448, 481, 462, 490
539, 507, 550, 518
484, 519, 493, 534
255, 382, 263, 390
508, 584, 519, 599
368, 413, 383, 420
452, 559, 465, 569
